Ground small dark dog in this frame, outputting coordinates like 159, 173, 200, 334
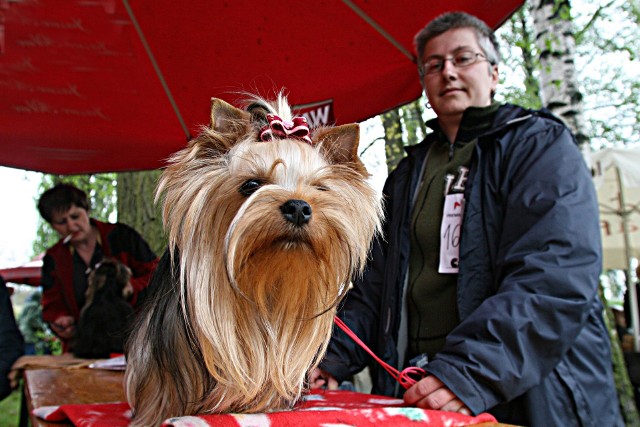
72, 258, 134, 359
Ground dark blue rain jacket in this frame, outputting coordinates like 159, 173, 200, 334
320, 103, 623, 426
0, 277, 24, 400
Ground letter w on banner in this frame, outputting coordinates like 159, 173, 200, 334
294, 99, 335, 127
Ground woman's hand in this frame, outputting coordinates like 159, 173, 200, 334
50, 315, 75, 340
404, 375, 471, 415
308, 368, 339, 390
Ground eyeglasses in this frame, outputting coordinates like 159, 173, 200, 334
421, 50, 489, 75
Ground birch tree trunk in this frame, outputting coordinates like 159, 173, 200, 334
529, 0, 588, 146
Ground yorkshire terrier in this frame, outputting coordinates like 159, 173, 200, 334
124, 92, 382, 426
72, 258, 134, 358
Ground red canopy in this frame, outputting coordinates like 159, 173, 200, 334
0, 1, 523, 175
0, 256, 43, 287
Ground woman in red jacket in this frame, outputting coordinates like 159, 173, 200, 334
37, 183, 159, 351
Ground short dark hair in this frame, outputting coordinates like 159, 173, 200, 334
37, 184, 90, 223
414, 11, 501, 78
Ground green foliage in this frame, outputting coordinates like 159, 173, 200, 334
496, 7, 542, 109
381, 108, 405, 174
626, 0, 640, 24
401, 99, 428, 147
379, 97, 430, 174
34, 330, 62, 355
0, 388, 21, 427
16, 289, 62, 355
495, 0, 639, 150
573, 0, 640, 149
32, 173, 117, 256
557, 0, 573, 21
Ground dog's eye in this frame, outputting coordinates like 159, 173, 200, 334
239, 179, 263, 196
311, 181, 329, 191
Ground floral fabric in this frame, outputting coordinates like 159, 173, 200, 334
34, 389, 497, 426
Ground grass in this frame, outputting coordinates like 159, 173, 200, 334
0, 388, 21, 427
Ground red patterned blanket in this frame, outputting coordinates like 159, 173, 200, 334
33, 389, 497, 426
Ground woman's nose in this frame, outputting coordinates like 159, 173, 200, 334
441, 60, 457, 78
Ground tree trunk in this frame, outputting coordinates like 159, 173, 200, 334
529, 0, 588, 146
381, 108, 405, 174
403, 99, 427, 147
116, 170, 166, 256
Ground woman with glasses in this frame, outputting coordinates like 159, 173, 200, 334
311, 11, 623, 427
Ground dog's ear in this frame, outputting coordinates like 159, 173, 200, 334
314, 124, 367, 173
210, 98, 251, 135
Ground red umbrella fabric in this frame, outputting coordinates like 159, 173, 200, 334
0, 1, 523, 175
0, 255, 43, 287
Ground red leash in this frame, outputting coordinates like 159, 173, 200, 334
333, 316, 426, 389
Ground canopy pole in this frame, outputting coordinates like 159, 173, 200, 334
341, 0, 415, 61
617, 167, 638, 351
123, 0, 191, 140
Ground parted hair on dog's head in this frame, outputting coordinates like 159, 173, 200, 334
125, 91, 382, 426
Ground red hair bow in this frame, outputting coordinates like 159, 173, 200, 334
259, 114, 312, 144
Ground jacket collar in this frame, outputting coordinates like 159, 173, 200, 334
406, 103, 536, 158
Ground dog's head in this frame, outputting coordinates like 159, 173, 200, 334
74, 258, 134, 359
157, 92, 382, 312
84, 258, 132, 309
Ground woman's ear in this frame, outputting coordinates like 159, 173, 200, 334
490, 64, 499, 98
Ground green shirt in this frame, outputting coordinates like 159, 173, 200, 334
407, 103, 500, 362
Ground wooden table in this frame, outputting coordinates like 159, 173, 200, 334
21, 365, 517, 427
23, 367, 125, 427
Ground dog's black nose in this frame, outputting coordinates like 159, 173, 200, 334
280, 199, 312, 226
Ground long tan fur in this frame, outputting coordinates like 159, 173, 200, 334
125, 92, 382, 426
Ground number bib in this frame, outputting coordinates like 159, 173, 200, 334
439, 193, 464, 274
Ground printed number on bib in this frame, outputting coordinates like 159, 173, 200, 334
439, 193, 464, 274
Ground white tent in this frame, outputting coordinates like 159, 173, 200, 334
591, 146, 640, 349
591, 147, 640, 270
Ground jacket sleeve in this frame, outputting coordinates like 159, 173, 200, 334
0, 279, 24, 400
426, 121, 603, 413
40, 252, 71, 324
108, 224, 159, 306
320, 170, 398, 382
